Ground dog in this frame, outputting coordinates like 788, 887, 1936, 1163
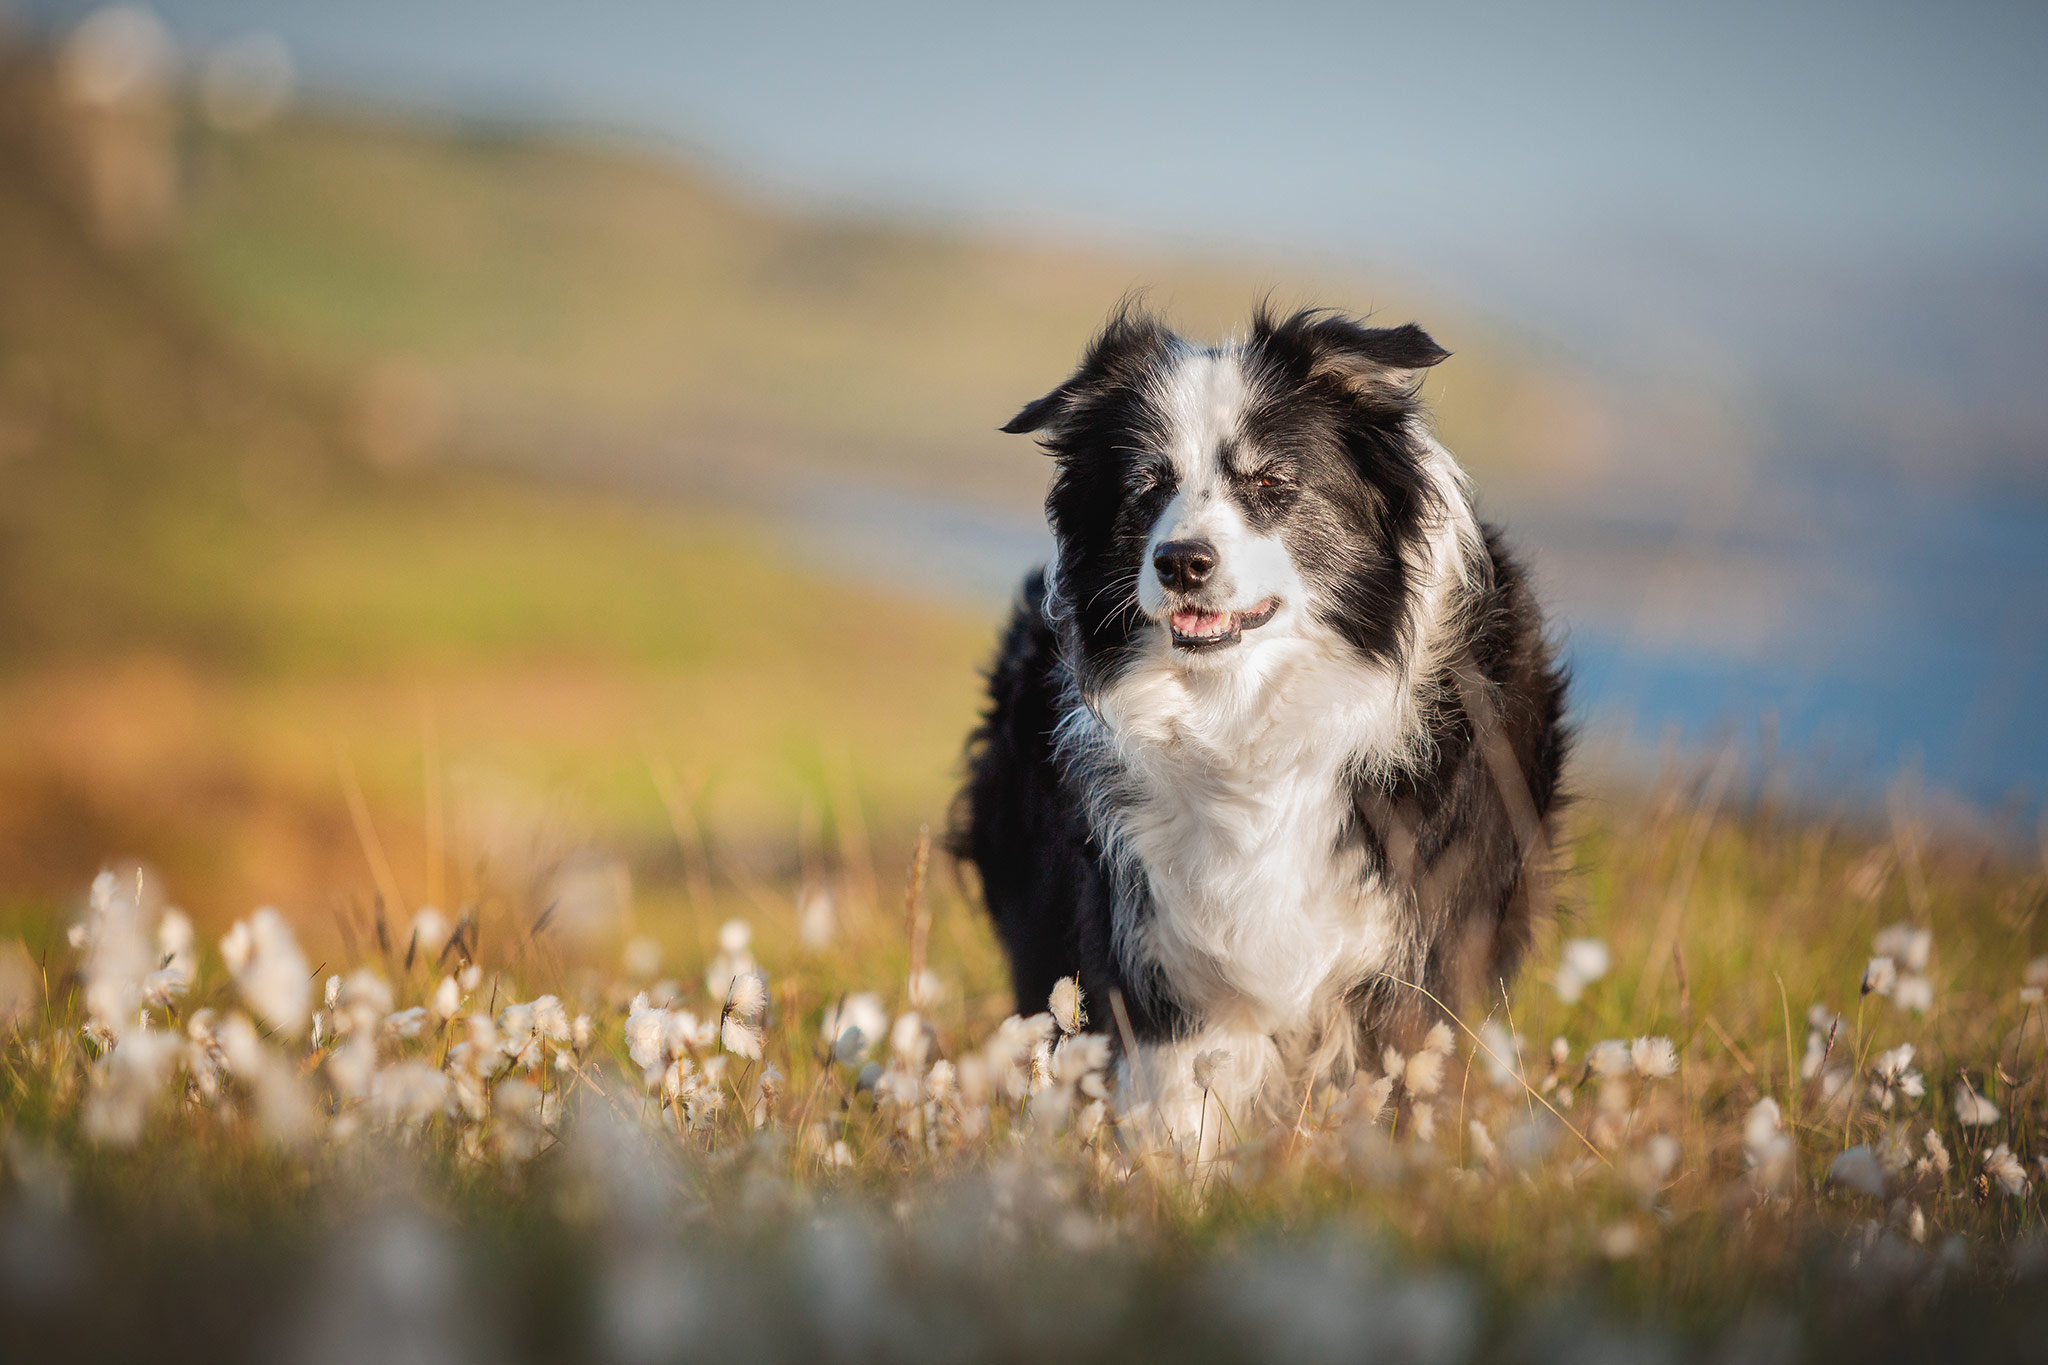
955, 303, 1567, 1144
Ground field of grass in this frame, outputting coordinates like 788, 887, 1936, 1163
2, 54, 2046, 1363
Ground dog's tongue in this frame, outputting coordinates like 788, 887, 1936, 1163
1170, 608, 1232, 639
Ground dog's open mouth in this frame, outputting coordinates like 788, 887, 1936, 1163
1167, 598, 1279, 651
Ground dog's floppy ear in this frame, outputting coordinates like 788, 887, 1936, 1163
1000, 387, 1073, 435
1001, 302, 1170, 444
1258, 308, 1449, 401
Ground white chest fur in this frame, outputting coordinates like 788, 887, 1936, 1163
1069, 628, 1414, 1036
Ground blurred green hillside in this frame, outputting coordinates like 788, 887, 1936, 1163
167, 106, 1596, 505
0, 55, 1605, 939
0, 59, 985, 930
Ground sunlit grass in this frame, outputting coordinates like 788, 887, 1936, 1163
3, 785, 2044, 1361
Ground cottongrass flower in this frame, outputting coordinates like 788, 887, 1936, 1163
2021, 956, 2048, 1005
719, 973, 768, 1059
1049, 976, 1086, 1035
220, 909, 312, 1038
704, 919, 759, 1000
1554, 938, 1610, 1004
1869, 1044, 1925, 1112
407, 906, 453, 960
500, 1002, 544, 1069
431, 974, 463, 1020
624, 1001, 668, 1073
217, 1011, 315, 1145
1828, 1146, 1887, 1199
889, 1011, 932, 1069
1871, 923, 1934, 1012
1892, 975, 1934, 1013
143, 908, 196, 1009
1384, 1023, 1455, 1099
1862, 956, 1899, 998
1954, 1083, 2001, 1127
494, 1078, 548, 1161
821, 992, 888, 1060
1631, 1036, 1679, 1080
1588, 1040, 1634, 1079
367, 1061, 452, 1131
82, 1027, 181, 1145
77, 870, 152, 1038
1915, 1129, 1952, 1182
1192, 1048, 1230, 1094
1476, 1020, 1525, 1089
1873, 922, 1932, 974
1744, 1098, 1795, 1194
720, 1011, 763, 1059
1983, 1145, 2031, 1198
327, 1031, 377, 1100
1802, 1005, 1843, 1081
329, 969, 395, 1038
1467, 1119, 1498, 1168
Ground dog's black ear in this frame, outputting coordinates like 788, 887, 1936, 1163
1000, 301, 1171, 444
1001, 387, 1072, 435
1257, 308, 1449, 400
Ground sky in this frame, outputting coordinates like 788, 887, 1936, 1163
21, 0, 2048, 271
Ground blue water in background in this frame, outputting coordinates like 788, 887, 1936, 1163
788, 465, 2048, 820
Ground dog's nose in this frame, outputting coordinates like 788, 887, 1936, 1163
1153, 539, 1218, 592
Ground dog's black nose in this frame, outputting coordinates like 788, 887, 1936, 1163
1153, 539, 1218, 592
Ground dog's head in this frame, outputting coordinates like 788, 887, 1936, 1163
1008, 304, 1466, 688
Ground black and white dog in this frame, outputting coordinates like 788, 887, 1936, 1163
956, 304, 1566, 1139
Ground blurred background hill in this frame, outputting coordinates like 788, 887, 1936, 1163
0, 2, 2043, 940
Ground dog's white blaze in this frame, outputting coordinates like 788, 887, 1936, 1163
1056, 344, 1487, 1142
1136, 350, 1302, 622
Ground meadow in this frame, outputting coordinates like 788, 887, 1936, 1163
2, 51, 2046, 1362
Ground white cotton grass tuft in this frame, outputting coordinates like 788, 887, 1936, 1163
1587, 1040, 1634, 1078
889, 1012, 931, 1068
367, 1061, 452, 1130
704, 919, 759, 1000
1630, 1036, 1678, 1080
2021, 955, 2048, 1004
82, 1027, 181, 1146
1048, 976, 1086, 1035
1892, 974, 1934, 1013
1477, 1019, 1525, 1089
720, 1015, 764, 1060
407, 906, 453, 960
219, 908, 312, 1038
723, 971, 768, 1022
1553, 938, 1610, 1004
1868, 1044, 1925, 1112
821, 993, 887, 1060
1400, 1025, 1455, 1098
1983, 1145, 2031, 1198
1873, 922, 1932, 974
1191, 1048, 1230, 1093
1743, 1097, 1795, 1194
1916, 1129, 1952, 1181
1869, 923, 1934, 1011
1827, 1146, 1886, 1199
78, 870, 153, 1039
1954, 1083, 2001, 1127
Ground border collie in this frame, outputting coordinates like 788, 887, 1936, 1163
956, 304, 1566, 1144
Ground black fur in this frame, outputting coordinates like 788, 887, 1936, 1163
955, 305, 1567, 1054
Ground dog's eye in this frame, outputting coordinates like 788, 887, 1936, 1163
1255, 471, 1283, 489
